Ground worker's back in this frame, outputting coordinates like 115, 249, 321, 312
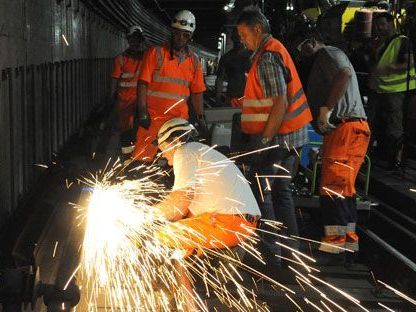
172, 142, 260, 217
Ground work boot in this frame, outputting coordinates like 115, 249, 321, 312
345, 231, 359, 251
120, 128, 136, 165
345, 222, 359, 251
319, 235, 346, 254
319, 225, 346, 254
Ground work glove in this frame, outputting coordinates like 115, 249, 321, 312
317, 107, 335, 135
247, 135, 271, 165
134, 106, 151, 130
196, 114, 210, 143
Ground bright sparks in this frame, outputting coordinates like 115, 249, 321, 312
77, 164, 278, 311
72, 160, 397, 311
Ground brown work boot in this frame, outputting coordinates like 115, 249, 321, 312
345, 231, 359, 251
319, 235, 346, 254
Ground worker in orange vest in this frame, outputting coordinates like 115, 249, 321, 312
111, 25, 147, 154
132, 10, 207, 163
237, 6, 312, 276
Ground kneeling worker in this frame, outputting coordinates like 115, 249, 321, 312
155, 117, 261, 254
154, 118, 261, 311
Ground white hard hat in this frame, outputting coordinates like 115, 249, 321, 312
157, 118, 196, 151
171, 10, 196, 33
127, 25, 143, 37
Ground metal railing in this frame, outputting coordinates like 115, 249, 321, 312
0, 58, 113, 222
301, 141, 371, 197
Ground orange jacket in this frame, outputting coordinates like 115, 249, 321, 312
242, 37, 312, 134
112, 53, 142, 103
132, 44, 206, 162
138, 43, 206, 120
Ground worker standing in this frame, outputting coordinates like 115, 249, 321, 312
370, 12, 415, 169
154, 118, 261, 310
111, 26, 147, 154
236, 6, 312, 271
215, 28, 251, 107
132, 10, 208, 163
300, 30, 370, 253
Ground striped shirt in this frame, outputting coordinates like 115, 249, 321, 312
254, 35, 309, 148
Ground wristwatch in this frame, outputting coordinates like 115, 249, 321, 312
261, 137, 271, 145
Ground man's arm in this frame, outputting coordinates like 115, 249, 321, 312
190, 92, 209, 139
375, 57, 414, 75
215, 58, 226, 104
190, 92, 204, 116
137, 81, 148, 110
189, 57, 206, 115
262, 96, 287, 139
134, 47, 157, 129
135, 80, 150, 129
257, 52, 290, 139
154, 189, 193, 221
318, 67, 351, 133
376, 37, 414, 75
322, 67, 351, 110
215, 76, 225, 104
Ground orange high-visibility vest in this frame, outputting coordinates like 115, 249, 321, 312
113, 54, 142, 103
146, 44, 200, 120
132, 44, 205, 162
242, 37, 312, 134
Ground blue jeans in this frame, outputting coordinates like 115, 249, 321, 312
248, 136, 300, 263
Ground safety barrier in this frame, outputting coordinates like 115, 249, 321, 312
0, 58, 113, 222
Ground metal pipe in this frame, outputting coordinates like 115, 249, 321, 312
362, 228, 416, 272
371, 209, 416, 241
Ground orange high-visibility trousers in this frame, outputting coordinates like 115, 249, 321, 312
132, 118, 170, 162
156, 213, 257, 257
319, 120, 370, 197
132, 106, 189, 162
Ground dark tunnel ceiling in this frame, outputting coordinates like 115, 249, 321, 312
83, 0, 268, 52
140, 0, 230, 50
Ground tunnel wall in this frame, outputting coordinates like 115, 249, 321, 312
0, 0, 125, 68
0, 0, 217, 231
0, 0, 125, 227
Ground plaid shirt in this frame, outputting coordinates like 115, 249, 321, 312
254, 35, 309, 149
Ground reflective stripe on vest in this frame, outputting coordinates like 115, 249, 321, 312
283, 101, 308, 120
152, 72, 191, 87
243, 89, 305, 109
146, 46, 199, 102
118, 55, 141, 89
147, 90, 189, 101
241, 114, 269, 122
241, 37, 312, 135
119, 81, 138, 88
121, 69, 140, 79
151, 46, 198, 88
241, 98, 308, 122
376, 35, 416, 93
243, 98, 273, 107
289, 88, 304, 105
